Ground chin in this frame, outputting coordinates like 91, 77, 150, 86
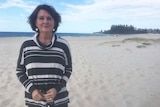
41, 30, 52, 33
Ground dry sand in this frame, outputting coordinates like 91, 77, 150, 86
0, 34, 160, 107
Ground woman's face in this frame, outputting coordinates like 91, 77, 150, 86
36, 9, 55, 33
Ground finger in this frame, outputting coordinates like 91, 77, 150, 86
43, 93, 50, 96
35, 94, 43, 101
46, 91, 53, 95
46, 98, 53, 103
33, 96, 39, 101
47, 88, 56, 94
46, 91, 56, 97
38, 95, 43, 100
32, 89, 44, 101
43, 95, 52, 100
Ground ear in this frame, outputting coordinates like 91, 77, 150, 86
35, 28, 38, 31
35, 21, 39, 32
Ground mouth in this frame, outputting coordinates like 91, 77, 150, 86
43, 26, 50, 28
43, 26, 49, 27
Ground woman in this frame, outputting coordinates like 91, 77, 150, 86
16, 4, 72, 107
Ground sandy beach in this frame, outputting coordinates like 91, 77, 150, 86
0, 34, 160, 107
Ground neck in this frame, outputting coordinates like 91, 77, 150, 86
38, 32, 54, 45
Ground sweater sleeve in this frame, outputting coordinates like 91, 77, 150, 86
16, 42, 36, 94
54, 41, 72, 92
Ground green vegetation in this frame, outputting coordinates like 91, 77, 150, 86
97, 25, 160, 34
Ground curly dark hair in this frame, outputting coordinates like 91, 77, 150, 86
28, 4, 61, 33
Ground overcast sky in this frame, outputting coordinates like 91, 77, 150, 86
0, 0, 160, 33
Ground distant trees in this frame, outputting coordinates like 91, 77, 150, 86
97, 25, 160, 34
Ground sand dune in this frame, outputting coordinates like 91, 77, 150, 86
0, 34, 160, 107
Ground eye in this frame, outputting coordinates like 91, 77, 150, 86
47, 17, 53, 21
38, 17, 44, 20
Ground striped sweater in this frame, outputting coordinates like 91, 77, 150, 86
16, 33, 72, 107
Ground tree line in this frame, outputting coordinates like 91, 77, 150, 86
97, 25, 160, 34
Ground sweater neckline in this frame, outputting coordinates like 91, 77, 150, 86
33, 33, 56, 49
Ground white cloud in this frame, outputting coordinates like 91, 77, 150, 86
62, 0, 160, 22
0, 0, 38, 12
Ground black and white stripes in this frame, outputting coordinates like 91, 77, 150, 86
16, 33, 72, 107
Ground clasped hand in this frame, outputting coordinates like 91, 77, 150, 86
32, 88, 57, 103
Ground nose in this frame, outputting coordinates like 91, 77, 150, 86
44, 18, 48, 23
